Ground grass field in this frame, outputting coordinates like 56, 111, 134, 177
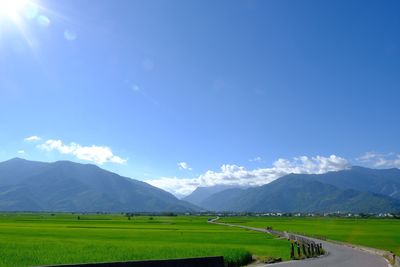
0, 214, 289, 267
220, 216, 400, 255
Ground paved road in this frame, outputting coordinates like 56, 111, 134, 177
210, 219, 389, 267
270, 237, 388, 267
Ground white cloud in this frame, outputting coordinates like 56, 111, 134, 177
37, 139, 126, 165
178, 162, 192, 171
24, 135, 41, 142
249, 156, 263, 162
357, 152, 400, 168
17, 150, 25, 154
146, 176, 199, 199
146, 155, 350, 197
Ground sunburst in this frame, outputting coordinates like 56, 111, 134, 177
0, 0, 54, 51
0, 0, 31, 22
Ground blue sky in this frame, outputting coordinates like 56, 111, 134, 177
1, 0, 400, 196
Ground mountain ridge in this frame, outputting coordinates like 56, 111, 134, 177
183, 185, 246, 205
191, 166, 400, 213
0, 158, 199, 212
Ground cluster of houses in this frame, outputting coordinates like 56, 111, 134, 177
193, 212, 399, 218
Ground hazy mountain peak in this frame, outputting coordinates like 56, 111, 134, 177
0, 158, 199, 212
5, 157, 27, 162
183, 184, 246, 206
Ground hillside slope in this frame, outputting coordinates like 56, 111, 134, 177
183, 185, 243, 205
199, 173, 400, 213
0, 158, 198, 212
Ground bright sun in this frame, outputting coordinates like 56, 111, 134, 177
0, 0, 29, 21
0, 0, 50, 49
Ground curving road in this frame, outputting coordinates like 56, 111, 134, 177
269, 237, 388, 267
209, 219, 389, 267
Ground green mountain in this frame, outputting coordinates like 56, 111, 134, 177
183, 185, 243, 206
301, 166, 400, 199
199, 171, 400, 213
0, 158, 198, 212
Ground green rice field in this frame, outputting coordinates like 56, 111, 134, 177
0, 214, 289, 267
2, 214, 398, 267
220, 216, 400, 256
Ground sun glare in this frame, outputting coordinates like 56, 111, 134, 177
0, 0, 29, 21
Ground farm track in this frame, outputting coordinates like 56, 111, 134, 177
209, 218, 389, 267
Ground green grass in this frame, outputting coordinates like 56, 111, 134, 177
0, 214, 288, 267
220, 216, 400, 255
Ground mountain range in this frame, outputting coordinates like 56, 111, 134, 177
184, 167, 400, 213
0, 158, 197, 212
1, 158, 399, 213
182, 185, 246, 206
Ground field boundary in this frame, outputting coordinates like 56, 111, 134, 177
208, 218, 327, 263
39, 256, 224, 267
210, 217, 399, 267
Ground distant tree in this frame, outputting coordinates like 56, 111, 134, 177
163, 212, 177, 217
